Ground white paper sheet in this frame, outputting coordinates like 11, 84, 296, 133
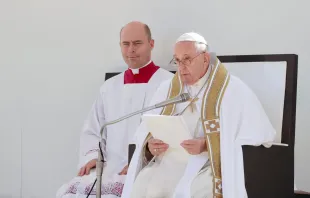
141, 114, 193, 149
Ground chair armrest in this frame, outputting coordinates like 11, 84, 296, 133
242, 145, 294, 198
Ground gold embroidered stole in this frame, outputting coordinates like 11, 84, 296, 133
154, 58, 230, 197
201, 59, 230, 197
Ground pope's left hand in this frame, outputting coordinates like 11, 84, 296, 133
181, 137, 206, 155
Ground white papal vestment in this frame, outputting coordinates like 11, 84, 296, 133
122, 63, 276, 198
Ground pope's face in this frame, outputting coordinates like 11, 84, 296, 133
174, 41, 210, 85
120, 23, 154, 69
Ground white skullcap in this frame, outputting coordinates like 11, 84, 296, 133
176, 32, 207, 45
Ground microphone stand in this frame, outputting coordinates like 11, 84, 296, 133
94, 93, 189, 198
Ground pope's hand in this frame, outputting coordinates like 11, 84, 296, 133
181, 137, 206, 155
78, 159, 97, 176
147, 138, 169, 156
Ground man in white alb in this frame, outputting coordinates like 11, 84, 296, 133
56, 21, 173, 198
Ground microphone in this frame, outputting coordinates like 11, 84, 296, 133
154, 92, 190, 109
93, 93, 190, 198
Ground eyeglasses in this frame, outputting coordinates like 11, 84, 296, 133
169, 52, 204, 67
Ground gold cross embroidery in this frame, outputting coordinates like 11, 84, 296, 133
204, 119, 220, 133
188, 97, 199, 112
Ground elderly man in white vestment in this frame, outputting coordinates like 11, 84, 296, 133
56, 21, 173, 198
121, 32, 276, 198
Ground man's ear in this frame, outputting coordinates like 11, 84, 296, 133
204, 52, 211, 63
150, 39, 155, 49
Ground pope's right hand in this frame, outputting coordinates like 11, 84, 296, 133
78, 159, 97, 176
147, 138, 169, 156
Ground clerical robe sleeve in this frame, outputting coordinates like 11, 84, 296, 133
236, 81, 276, 146
78, 91, 106, 170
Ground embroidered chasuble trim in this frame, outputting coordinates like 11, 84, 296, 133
201, 59, 230, 198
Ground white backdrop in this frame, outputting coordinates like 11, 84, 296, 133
0, 0, 309, 197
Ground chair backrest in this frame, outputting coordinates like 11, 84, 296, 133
218, 54, 298, 148
105, 54, 298, 148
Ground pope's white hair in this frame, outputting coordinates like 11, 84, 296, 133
195, 42, 209, 53
176, 32, 209, 53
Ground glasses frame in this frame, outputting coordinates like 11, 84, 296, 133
169, 52, 205, 67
